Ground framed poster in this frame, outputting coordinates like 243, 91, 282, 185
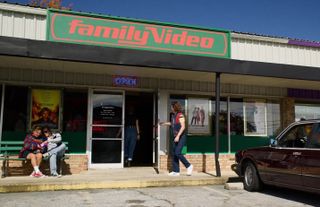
244, 99, 267, 136
188, 98, 210, 135
30, 89, 61, 130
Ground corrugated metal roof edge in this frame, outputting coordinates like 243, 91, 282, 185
1, 1, 319, 47
232, 31, 320, 48
0, 1, 46, 15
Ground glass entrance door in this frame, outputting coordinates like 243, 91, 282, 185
88, 90, 124, 168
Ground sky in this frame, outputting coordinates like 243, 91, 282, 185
4, 0, 320, 42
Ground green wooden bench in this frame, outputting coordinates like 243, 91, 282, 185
0, 141, 69, 178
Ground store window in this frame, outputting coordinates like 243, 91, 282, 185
212, 98, 228, 135
229, 99, 280, 137
230, 98, 244, 135
168, 95, 281, 153
169, 95, 212, 135
266, 100, 281, 137
169, 95, 215, 154
295, 103, 320, 121
62, 90, 88, 153
63, 90, 87, 132
231, 99, 280, 152
2, 86, 28, 141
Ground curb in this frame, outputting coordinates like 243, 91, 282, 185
224, 182, 244, 190
0, 178, 228, 193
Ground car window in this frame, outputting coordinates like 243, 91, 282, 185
278, 123, 313, 148
305, 123, 320, 149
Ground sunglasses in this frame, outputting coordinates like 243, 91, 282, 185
43, 131, 50, 133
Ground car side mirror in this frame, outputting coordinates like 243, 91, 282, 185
270, 138, 277, 147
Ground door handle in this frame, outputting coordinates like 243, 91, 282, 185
292, 152, 301, 156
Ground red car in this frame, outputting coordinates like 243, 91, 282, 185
233, 119, 320, 194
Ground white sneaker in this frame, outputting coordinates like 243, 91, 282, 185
187, 164, 193, 176
51, 173, 62, 178
168, 172, 180, 176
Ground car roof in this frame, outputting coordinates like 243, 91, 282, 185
295, 119, 320, 124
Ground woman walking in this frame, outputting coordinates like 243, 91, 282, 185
160, 101, 193, 176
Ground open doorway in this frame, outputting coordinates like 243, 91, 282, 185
125, 92, 154, 167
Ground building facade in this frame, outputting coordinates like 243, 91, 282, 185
1, 2, 320, 175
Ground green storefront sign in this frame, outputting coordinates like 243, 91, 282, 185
47, 10, 230, 58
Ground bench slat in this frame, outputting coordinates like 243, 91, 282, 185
0, 157, 25, 161
0, 141, 24, 145
0, 147, 22, 151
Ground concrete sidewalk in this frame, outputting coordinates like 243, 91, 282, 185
0, 167, 236, 193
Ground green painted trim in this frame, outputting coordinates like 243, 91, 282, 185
186, 134, 270, 154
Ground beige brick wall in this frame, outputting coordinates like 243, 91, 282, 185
159, 154, 235, 174
3, 154, 235, 176
4, 154, 88, 176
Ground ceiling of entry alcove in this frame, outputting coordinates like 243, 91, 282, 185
1, 55, 320, 90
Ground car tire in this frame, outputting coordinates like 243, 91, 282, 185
243, 162, 262, 192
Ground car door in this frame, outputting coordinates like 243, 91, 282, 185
265, 124, 307, 187
301, 123, 320, 190
265, 147, 303, 187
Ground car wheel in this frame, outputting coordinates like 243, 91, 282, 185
243, 162, 262, 192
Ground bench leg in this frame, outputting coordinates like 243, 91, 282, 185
2, 159, 6, 178
59, 159, 63, 175
6, 158, 9, 177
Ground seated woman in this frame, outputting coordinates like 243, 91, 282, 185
41, 126, 66, 177
19, 126, 46, 178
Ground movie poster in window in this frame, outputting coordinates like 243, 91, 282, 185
244, 99, 267, 136
30, 89, 61, 130
188, 98, 210, 134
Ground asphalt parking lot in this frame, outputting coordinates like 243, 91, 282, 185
0, 185, 319, 207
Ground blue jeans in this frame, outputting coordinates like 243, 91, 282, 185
124, 127, 137, 161
172, 134, 191, 173
48, 143, 66, 175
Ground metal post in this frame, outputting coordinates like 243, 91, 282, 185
0, 84, 5, 141
215, 73, 221, 177
227, 96, 231, 153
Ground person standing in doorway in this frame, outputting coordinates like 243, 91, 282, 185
160, 101, 193, 176
124, 106, 140, 167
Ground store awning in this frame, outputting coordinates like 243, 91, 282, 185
0, 36, 319, 81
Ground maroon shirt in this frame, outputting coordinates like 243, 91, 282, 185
19, 134, 42, 158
